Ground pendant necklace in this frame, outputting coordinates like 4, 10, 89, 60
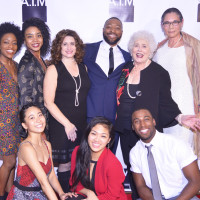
127, 60, 149, 99
71, 73, 81, 107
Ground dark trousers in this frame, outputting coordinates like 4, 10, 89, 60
118, 130, 140, 200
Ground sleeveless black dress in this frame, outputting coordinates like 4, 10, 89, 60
49, 61, 91, 163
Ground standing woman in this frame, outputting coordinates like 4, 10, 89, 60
43, 29, 91, 192
0, 22, 23, 200
18, 17, 50, 138
154, 8, 200, 155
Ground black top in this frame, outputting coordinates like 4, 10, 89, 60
18, 50, 47, 113
90, 160, 97, 194
115, 61, 181, 133
49, 61, 91, 163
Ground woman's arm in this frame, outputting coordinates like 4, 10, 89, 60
97, 157, 126, 200
19, 142, 58, 200
79, 188, 98, 200
43, 65, 77, 141
18, 59, 35, 110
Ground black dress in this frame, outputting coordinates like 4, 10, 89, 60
49, 61, 91, 163
115, 61, 181, 165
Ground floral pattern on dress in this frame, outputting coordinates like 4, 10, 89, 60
116, 68, 129, 106
0, 62, 21, 156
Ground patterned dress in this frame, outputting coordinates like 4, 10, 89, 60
7, 141, 52, 200
0, 62, 21, 156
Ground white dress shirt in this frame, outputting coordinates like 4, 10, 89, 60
129, 131, 197, 199
96, 40, 125, 76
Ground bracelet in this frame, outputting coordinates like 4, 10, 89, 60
177, 114, 184, 125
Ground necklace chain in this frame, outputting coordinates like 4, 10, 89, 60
127, 60, 150, 99
71, 73, 81, 106
170, 35, 182, 48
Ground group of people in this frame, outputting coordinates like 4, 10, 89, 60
0, 6, 200, 200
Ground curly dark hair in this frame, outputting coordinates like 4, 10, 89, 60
0, 22, 23, 52
22, 17, 50, 57
50, 29, 85, 64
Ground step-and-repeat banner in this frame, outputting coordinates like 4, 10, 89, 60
1, 0, 200, 191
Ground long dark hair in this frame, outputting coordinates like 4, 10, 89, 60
71, 116, 114, 191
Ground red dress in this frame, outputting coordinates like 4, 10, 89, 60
7, 141, 52, 200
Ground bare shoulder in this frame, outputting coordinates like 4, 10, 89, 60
44, 64, 57, 80
47, 64, 56, 71
44, 140, 52, 149
19, 140, 35, 152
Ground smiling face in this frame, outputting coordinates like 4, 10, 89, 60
132, 109, 156, 143
61, 36, 76, 59
162, 12, 183, 39
22, 106, 46, 134
24, 26, 43, 54
103, 18, 122, 46
0, 33, 17, 60
88, 124, 111, 159
132, 39, 151, 65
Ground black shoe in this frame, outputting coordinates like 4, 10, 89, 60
0, 196, 4, 200
4, 192, 8, 200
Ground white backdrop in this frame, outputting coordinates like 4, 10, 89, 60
1, 0, 200, 62
1, 0, 200, 190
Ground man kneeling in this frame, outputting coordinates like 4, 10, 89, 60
130, 108, 200, 200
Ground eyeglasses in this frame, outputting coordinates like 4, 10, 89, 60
162, 20, 181, 27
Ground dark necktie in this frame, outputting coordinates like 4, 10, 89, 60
108, 47, 114, 75
146, 145, 162, 200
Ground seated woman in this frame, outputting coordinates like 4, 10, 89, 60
7, 103, 77, 200
69, 117, 127, 200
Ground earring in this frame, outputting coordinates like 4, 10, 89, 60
107, 143, 110, 149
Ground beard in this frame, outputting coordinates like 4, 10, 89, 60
103, 32, 122, 46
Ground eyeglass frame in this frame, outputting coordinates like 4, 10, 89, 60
162, 20, 182, 27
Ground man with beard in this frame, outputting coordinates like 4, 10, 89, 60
84, 17, 131, 125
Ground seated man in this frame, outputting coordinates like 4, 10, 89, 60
130, 108, 200, 200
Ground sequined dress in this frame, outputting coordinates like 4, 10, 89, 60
0, 62, 21, 156
7, 141, 52, 200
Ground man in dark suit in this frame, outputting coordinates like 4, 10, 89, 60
84, 17, 132, 126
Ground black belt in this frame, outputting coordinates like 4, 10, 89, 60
14, 181, 41, 191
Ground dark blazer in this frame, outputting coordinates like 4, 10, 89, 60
84, 41, 132, 123
70, 146, 127, 200
18, 50, 47, 115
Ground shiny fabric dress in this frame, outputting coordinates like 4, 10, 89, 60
0, 61, 21, 156
7, 141, 52, 200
